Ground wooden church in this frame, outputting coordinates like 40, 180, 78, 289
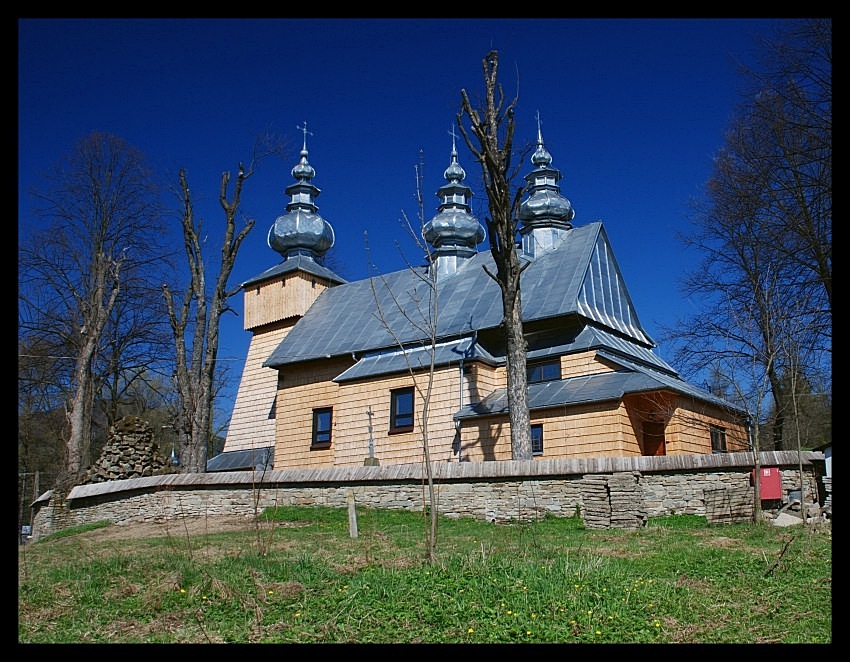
209, 122, 749, 472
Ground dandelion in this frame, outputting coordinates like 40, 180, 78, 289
295, 612, 301, 618
180, 589, 185, 594
468, 628, 474, 634
526, 631, 532, 636
202, 596, 207, 601
602, 588, 607, 592
268, 590, 273, 595
655, 622, 660, 628
507, 610, 513, 615
648, 579, 654, 584
596, 630, 602, 635
608, 616, 614, 621
648, 603, 654, 608
587, 610, 593, 615
531, 613, 536, 619
571, 621, 577, 626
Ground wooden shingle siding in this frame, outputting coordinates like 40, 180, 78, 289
224, 319, 297, 453
275, 356, 354, 469
243, 273, 333, 331
563, 351, 614, 378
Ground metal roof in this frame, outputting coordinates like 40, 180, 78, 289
265, 221, 653, 368
453, 353, 747, 420
206, 446, 274, 472
334, 337, 499, 383
242, 255, 346, 288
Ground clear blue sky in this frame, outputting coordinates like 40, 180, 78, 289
18, 18, 782, 427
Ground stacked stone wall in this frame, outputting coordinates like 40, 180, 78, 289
82, 415, 173, 484
31, 452, 824, 541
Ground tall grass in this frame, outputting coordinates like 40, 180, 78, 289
18, 507, 831, 643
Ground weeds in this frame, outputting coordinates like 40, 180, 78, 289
18, 508, 831, 644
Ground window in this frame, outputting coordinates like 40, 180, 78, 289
527, 359, 560, 383
710, 425, 727, 453
390, 387, 414, 433
311, 407, 333, 448
531, 424, 544, 456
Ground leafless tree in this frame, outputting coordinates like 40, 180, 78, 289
19, 132, 168, 490
662, 19, 831, 452
457, 50, 533, 460
366, 150, 440, 562
162, 134, 284, 473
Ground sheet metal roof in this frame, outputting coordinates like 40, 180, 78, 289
242, 255, 347, 288
206, 446, 274, 472
454, 353, 747, 420
334, 337, 499, 383
265, 222, 653, 368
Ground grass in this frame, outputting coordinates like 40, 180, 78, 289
18, 506, 831, 644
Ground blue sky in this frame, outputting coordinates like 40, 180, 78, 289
18, 18, 783, 426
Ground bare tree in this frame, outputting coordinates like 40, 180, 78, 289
162, 135, 284, 473
365, 150, 440, 562
457, 50, 533, 460
662, 20, 831, 451
19, 132, 168, 489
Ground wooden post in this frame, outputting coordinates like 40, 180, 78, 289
347, 489, 358, 538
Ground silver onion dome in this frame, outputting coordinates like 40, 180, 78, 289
518, 116, 575, 228
268, 122, 335, 259
423, 136, 485, 249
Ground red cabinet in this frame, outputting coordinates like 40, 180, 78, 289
752, 467, 782, 500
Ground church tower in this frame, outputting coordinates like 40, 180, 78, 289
221, 124, 345, 460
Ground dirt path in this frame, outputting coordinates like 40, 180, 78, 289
74, 514, 262, 542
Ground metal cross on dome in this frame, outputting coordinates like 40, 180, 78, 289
297, 121, 313, 151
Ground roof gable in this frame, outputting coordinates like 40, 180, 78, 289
265, 222, 654, 368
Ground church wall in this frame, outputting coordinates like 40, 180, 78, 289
273, 356, 354, 469
224, 319, 296, 453
243, 272, 333, 330
667, 397, 749, 455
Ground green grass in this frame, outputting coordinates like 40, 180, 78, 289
18, 507, 831, 643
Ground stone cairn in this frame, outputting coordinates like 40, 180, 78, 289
580, 471, 647, 530
82, 415, 172, 484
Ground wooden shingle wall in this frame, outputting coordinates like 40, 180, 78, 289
243, 272, 333, 331
224, 320, 297, 453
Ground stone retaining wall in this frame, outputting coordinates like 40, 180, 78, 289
31, 451, 823, 541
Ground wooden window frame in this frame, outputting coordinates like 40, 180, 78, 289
710, 425, 727, 454
527, 359, 561, 384
389, 387, 415, 434
531, 423, 544, 456
311, 407, 333, 449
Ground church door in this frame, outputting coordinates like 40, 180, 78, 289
642, 421, 666, 456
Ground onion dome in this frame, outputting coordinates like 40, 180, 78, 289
268, 122, 335, 259
518, 115, 575, 230
423, 132, 485, 250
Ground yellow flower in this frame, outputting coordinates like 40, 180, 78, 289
295, 612, 301, 617
596, 630, 602, 635
602, 588, 607, 592
268, 590, 273, 595
526, 631, 532, 636
202, 596, 207, 601
179, 589, 185, 594
648, 603, 654, 608
655, 622, 660, 627
531, 613, 536, 619
468, 628, 474, 634
507, 610, 512, 615
587, 610, 593, 615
